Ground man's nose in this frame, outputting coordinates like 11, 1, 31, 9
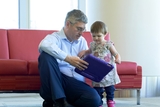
79, 31, 83, 35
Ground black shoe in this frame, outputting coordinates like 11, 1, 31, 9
54, 99, 74, 107
63, 100, 74, 107
42, 100, 54, 107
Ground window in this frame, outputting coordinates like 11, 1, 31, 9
29, 0, 78, 30
0, 0, 18, 29
0, 0, 78, 29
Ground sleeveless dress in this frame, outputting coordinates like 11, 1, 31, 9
90, 41, 121, 87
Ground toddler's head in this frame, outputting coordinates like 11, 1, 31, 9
90, 21, 108, 35
90, 21, 108, 44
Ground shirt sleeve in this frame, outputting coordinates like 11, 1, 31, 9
106, 40, 114, 49
38, 32, 67, 61
90, 42, 95, 52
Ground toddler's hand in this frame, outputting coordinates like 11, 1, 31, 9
115, 58, 121, 64
78, 50, 86, 58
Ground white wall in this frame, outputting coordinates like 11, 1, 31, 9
79, 0, 160, 97
84, 0, 160, 76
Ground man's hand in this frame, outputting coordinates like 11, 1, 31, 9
64, 55, 88, 70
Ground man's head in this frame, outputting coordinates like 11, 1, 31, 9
65, 9, 88, 25
64, 9, 88, 42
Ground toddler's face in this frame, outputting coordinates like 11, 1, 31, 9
91, 32, 106, 44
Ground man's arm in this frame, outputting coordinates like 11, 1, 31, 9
64, 55, 88, 70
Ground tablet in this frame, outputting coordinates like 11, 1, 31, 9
75, 54, 114, 82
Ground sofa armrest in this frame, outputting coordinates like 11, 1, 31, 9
117, 61, 137, 75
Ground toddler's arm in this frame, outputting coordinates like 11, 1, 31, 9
110, 45, 121, 64
78, 49, 91, 59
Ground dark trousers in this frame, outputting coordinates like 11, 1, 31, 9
94, 85, 115, 105
38, 52, 101, 107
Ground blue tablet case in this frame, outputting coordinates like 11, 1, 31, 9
75, 54, 114, 82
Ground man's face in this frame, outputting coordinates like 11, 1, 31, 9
67, 21, 86, 41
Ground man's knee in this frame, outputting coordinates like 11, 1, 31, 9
86, 88, 101, 106
92, 89, 101, 105
39, 52, 54, 61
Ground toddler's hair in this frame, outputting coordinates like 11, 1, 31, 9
90, 21, 108, 35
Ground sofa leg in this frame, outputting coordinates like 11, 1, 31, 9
137, 89, 140, 105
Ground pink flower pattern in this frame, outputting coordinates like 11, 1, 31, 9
104, 54, 111, 62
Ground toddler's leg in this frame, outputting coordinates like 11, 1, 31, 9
104, 85, 115, 107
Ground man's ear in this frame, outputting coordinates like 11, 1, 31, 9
66, 20, 71, 27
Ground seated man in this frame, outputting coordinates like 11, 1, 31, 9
38, 9, 101, 107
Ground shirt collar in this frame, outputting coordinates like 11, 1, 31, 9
59, 28, 67, 39
59, 28, 80, 44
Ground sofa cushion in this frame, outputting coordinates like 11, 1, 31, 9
28, 61, 39, 75
0, 59, 28, 75
0, 29, 9, 59
7, 29, 56, 60
116, 61, 137, 75
115, 74, 142, 88
82, 32, 92, 47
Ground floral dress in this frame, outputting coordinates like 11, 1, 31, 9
90, 41, 121, 87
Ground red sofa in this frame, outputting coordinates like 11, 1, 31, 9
0, 29, 142, 105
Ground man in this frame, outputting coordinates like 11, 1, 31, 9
38, 9, 101, 107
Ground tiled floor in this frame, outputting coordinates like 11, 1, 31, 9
0, 93, 160, 107
0, 93, 43, 107
0, 93, 105, 107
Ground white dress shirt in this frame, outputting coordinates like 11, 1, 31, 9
38, 28, 88, 82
